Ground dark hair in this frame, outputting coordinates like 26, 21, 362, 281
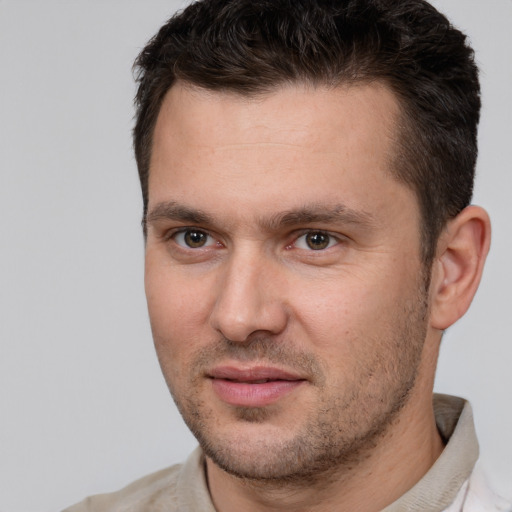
133, 0, 480, 264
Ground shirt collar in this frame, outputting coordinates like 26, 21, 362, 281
177, 393, 478, 512
382, 394, 479, 512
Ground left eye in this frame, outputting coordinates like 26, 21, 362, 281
173, 229, 216, 249
294, 231, 338, 251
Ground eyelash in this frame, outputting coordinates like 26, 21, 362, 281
290, 231, 340, 251
170, 229, 220, 249
168, 228, 343, 252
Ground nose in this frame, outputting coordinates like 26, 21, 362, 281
209, 248, 289, 342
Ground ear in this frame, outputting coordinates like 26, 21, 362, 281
429, 206, 491, 330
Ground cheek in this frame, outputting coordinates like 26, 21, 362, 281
144, 261, 215, 361
289, 270, 409, 361
292, 276, 378, 332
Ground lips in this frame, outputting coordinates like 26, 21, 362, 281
208, 366, 306, 407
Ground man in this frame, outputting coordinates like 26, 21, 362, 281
65, 0, 510, 510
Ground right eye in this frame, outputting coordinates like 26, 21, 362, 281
173, 229, 217, 249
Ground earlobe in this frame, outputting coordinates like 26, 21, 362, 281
429, 206, 491, 330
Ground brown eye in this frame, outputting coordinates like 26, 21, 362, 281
185, 230, 207, 248
174, 229, 213, 248
305, 232, 331, 250
294, 231, 336, 251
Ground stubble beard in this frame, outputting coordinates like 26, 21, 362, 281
160, 283, 430, 486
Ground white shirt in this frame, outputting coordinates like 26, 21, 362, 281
443, 465, 511, 511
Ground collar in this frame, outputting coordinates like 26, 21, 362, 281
382, 394, 479, 512
178, 394, 478, 512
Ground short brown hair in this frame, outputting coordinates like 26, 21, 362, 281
133, 0, 480, 263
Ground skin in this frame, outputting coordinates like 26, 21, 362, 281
144, 82, 490, 511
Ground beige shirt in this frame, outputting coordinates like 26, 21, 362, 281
64, 394, 510, 511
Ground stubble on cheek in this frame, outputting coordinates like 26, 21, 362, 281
152, 278, 430, 483
156, 333, 328, 443
154, 332, 327, 423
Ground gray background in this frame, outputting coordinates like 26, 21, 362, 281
0, 1, 510, 510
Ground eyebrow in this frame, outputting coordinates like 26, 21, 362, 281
261, 204, 375, 231
145, 200, 375, 233
145, 201, 214, 227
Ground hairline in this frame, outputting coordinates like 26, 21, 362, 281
142, 77, 441, 268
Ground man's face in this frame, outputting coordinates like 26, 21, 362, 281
145, 83, 433, 481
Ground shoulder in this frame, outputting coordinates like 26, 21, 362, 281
62, 447, 212, 512
62, 463, 184, 512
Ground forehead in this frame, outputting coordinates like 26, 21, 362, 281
151, 81, 400, 164
148, 82, 414, 230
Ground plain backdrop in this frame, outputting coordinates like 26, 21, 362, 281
0, 1, 511, 511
